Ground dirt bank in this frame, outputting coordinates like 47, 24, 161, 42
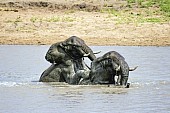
0, 0, 170, 46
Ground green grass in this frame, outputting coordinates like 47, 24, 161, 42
144, 17, 162, 22
64, 10, 75, 14
5, 16, 22, 23
158, 0, 170, 17
45, 17, 60, 22
30, 17, 40, 23
101, 0, 170, 24
127, 0, 170, 16
102, 9, 169, 24
100, 9, 120, 16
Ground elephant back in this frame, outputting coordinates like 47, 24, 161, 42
102, 51, 125, 65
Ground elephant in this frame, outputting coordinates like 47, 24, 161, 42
39, 36, 137, 87
45, 36, 96, 64
39, 42, 78, 83
89, 51, 137, 86
39, 58, 90, 84
39, 36, 96, 84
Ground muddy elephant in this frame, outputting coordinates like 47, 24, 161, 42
39, 36, 96, 84
39, 36, 137, 87
59, 36, 96, 61
89, 51, 137, 86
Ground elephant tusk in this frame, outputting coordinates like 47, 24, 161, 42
83, 53, 90, 57
93, 51, 101, 54
129, 66, 138, 71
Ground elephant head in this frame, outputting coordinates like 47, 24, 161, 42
101, 51, 138, 86
90, 57, 120, 84
45, 42, 67, 64
90, 51, 134, 86
60, 36, 96, 61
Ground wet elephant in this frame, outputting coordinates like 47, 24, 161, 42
89, 57, 119, 85
39, 36, 96, 84
39, 58, 90, 84
39, 36, 137, 87
89, 51, 137, 86
39, 42, 78, 83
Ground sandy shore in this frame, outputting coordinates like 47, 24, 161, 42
0, 0, 170, 46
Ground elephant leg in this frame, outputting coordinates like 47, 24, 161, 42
116, 74, 121, 85
120, 75, 129, 86
65, 69, 90, 85
74, 70, 91, 85
119, 60, 129, 86
62, 71, 80, 85
60, 63, 77, 84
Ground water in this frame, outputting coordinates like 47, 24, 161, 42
0, 45, 170, 113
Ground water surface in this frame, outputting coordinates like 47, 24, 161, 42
0, 45, 170, 113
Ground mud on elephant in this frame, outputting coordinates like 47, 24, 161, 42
59, 36, 96, 61
39, 36, 137, 87
89, 51, 137, 86
39, 36, 96, 84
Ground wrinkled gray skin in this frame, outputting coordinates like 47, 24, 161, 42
39, 36, 96, 84
39, 36, 137, 87
60, 36, 96, 61
90, 51, 135, 86
89, 57, 119, 85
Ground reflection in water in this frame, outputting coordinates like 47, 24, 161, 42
0, 45, 170, 113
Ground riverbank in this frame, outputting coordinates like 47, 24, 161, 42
0, 0, 170, 46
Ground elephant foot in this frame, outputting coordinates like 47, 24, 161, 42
125, 83, 130, 88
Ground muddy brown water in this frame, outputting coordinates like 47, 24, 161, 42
0, 45, 170, 113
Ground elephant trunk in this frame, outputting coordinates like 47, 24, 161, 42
60, 36, 96, 61
45, 53, 54, 63
81, 44, 96, 61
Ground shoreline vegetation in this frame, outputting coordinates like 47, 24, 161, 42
0, 0, 170, 46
